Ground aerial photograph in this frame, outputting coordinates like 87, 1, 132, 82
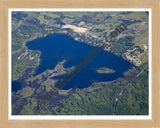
11, 10, 149, 115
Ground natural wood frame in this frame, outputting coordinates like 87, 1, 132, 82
0, 0, 160, 127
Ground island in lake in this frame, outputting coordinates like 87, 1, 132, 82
96, 67, 115, 74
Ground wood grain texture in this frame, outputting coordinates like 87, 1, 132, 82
0, 0, 160, 127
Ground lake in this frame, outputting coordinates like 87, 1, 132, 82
12, 33, 132, 91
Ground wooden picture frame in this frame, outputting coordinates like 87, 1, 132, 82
0, 0, 159, 127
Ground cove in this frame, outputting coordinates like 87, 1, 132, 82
12, 81, 21, 92
25, 33, 132, 90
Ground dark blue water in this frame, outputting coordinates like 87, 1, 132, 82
12, 81, 21, 92
56, 21, 65, 25
25, 34, 132, 90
